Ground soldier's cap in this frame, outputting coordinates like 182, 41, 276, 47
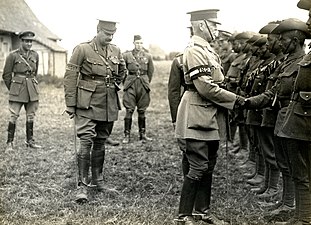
19, 31, 35, 40
246, 34, 262, 44
97, 19, 118, 34
297, 0, 311, 10
235, 31, 254, 40
271, 18, 311, 39
187, 9, 221, 24
134, 35, 142, 42
259, 21, 281, 34
253, 36, 268, 47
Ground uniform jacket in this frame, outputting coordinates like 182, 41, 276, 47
226, 52, 246, 92
280, 51, 311, 141
2, 47, 39, 103
175, 35, 237, 141
246, 49, 305, 135
168, 53, 186, 123
63, 38, 125, 121
122, 49, 154, 92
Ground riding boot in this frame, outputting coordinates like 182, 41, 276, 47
235, 124, 249, 158
76, 154, 90, 203
91, 139, 105, 191
25, 121, 41, 149
296, 183, 311, 223
178, 177, 199, 220
194, 172, 212, 214
122, 118, 132, 144
6, 122, 16, 151
251, 163, 269, 194
138, 117, 152, 142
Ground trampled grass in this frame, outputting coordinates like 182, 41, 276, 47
0, 61, 278, 224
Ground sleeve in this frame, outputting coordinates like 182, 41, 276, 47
185, 47, 237, 110
168, 58, 182, 123
63, 45, 84, 107
147, 54, 154, 82
2, 53, 14, 90
115, 48, 126, 85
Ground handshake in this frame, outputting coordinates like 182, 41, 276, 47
234, 95, 252, 109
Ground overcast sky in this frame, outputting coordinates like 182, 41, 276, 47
25, 0, 308, 54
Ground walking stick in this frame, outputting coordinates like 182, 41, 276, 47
225, 108, 232, 224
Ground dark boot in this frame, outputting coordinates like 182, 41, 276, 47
76, 155, 90, 203
258, 165, 280, 200
252, 163, 270, 194
296, 183, 311, 223
25, 121, 41, 149
6, 122, 16, 151
91, 139, 105, 191
178, 177, 199, 219
194, 172, 212, 214
122, 118, 132, 144
138, 117, 152, 142
247, 152, 265, 186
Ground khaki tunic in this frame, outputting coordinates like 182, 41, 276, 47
64, 38, 125, 121
2, 48, 39, 103
175, 35, 237, 141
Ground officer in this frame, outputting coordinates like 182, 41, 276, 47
63, 19, 125, 203
245, 18, 310, 222
2, 31, 41, 150
122, 35, 154, 144
174, 9, 245, 225
276, 1, 311, 224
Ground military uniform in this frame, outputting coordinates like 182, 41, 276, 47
2, 31, 41, 149
122, 35, 154, 143
175, 9, 242, 225
63, 20, 125, 203
278, 2, 311, 223
245, 18, 310, 222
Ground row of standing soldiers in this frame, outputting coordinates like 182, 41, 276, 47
168, 10, 311, 224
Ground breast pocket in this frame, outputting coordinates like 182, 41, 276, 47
108, 56, 120, 74
86, 57, 105, 75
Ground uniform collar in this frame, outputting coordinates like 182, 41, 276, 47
191, 35, 216, 53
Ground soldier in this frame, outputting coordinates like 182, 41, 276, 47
122, 35, 154, 144
245, 35, 281, 201
244, 18, 310, 222
63, 19, 125, 203
2, 31, 41, 150
275, 1, 311, 224
174, 9, 245, 225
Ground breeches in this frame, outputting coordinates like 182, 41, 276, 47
75, 115, 114, 156
8, 100, 39, 123
123, 84, 150, 113
184, 139, 219, 181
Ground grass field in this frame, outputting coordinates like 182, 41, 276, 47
0, 61, 280, 225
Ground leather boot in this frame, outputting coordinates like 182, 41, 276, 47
178, 177, 199, 221
122, 118, 132, 144
76, 154, 90, 203
235, 124, 249, 158
258, 165, 280, 200
91, 139, 105, 191
25, 121, 41, 149
138, 117, 152, 142
252, 163, 269, 194
6, 122, 15, 151
247, 151, 265, 186
194, 172, 212, 214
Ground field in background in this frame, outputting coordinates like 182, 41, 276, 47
0, 61, 278, 225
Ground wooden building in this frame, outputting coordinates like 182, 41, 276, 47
0, 0, 67, 77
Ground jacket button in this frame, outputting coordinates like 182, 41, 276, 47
304, 112, 308, 115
